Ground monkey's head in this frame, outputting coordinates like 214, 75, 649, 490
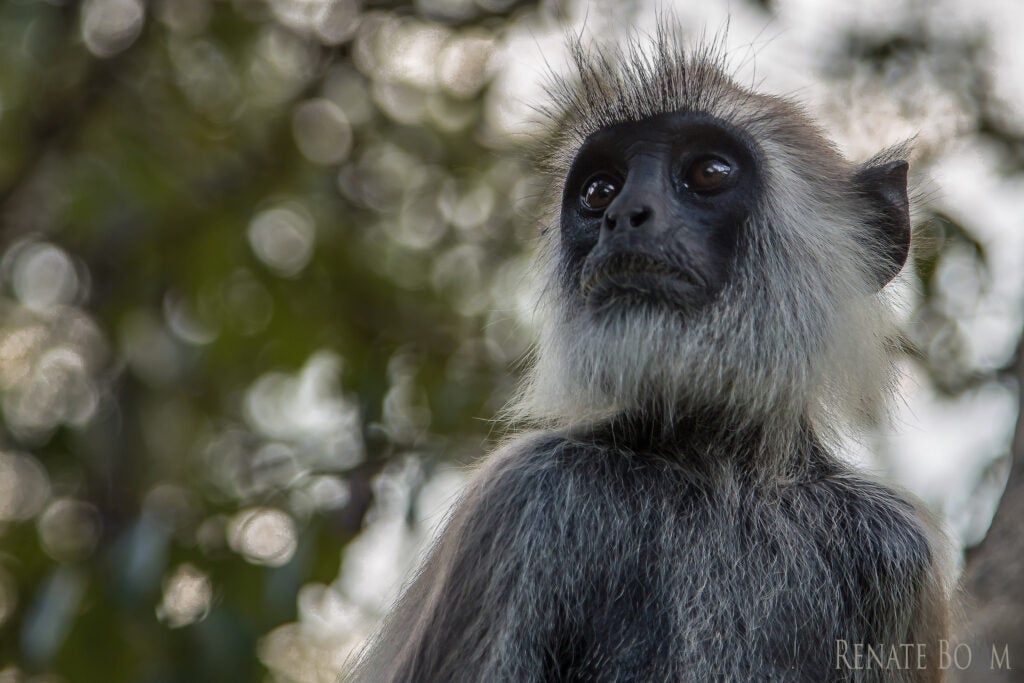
513, 28, 912, 435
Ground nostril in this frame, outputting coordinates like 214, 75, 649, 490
628, 207, 651, 228
603, 206, 651, 231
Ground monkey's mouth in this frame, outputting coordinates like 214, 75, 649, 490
580, 253, 700, 305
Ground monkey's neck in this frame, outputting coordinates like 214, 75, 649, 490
569, 407, 829, 476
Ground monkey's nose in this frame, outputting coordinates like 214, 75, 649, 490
604, 205, 652, 230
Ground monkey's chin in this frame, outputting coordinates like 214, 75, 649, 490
582, 273, 705, 313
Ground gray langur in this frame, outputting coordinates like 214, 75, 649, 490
348, 27, 953, 683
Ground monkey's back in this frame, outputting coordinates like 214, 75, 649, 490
391, 433, 934, 682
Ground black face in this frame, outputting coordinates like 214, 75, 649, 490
560, 112, 761, 313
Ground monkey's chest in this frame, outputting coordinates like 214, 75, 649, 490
538, 462, 927, 681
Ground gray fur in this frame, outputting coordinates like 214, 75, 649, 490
346, 26, 951, 683
517, 26, 902, 438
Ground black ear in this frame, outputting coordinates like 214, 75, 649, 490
854, 159, 910, 287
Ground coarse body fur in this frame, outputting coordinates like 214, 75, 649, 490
348, 25, 951, 683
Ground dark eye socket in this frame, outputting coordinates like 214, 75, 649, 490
683, 156, 733, 194
580, 174, 620, 211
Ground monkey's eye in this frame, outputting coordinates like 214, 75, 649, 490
580, 175, 620, 211
683, 156, 733, 194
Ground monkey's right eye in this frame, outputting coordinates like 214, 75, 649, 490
580, 175, 620, 211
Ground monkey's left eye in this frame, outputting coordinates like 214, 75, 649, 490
580, 175, 620, 211
683, 156, 733, 194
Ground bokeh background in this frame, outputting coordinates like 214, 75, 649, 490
0, 0, 1021, 681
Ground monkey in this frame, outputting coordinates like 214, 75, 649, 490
347, 25, 952, 683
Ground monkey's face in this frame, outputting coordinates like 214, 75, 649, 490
559, 112, 761, 317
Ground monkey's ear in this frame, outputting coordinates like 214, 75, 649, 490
855, 159, 911, 287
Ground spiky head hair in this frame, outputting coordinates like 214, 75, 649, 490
510, 26, 910, 445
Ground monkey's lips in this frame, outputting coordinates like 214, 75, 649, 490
580, 253, 702, 307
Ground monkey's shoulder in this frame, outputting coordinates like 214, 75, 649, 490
757, 469, 935, 582
801, 471, 936, 575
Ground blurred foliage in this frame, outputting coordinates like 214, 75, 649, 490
824, 17, 1024, 396
0, 1, 1019, 682
0, 1, 537, 680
